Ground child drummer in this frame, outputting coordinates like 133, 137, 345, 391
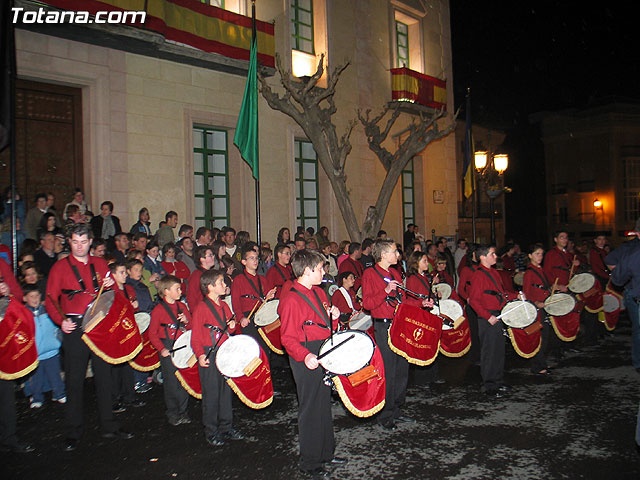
279, 250, 347, 478
148, 275, 192, 426
190, 269, 242, 447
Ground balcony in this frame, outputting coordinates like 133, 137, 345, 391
17, 0, 275, 75
390, 67, 447, 111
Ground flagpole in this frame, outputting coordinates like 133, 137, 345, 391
252, 0, 261, 246
8, 0, 17, 274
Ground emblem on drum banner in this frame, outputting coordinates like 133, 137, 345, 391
413, 328, 424, 342
388, 304, 442, 366
439, 318, 471, 358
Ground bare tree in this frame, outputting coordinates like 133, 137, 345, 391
258, 54, 455, 240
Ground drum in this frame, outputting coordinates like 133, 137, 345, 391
318, 330, 374, 376
513, 271, 525, 287
568, 273, 598, 296
134, 312, 151, 333
254, 300, 279, 327
171, 330, 197, 369
544, 293, 576, 317
499, 300, 538, 328
432, 283, 452, 300
81, 290, 142, 364
222, 295, 234, 314
437, 299, 464, 329
348, 311, 373, 331
0, 297, 39, 380
216, 334, 261, 378
356, 287, 363, 302
129, 330, 160, 372
602, 293, 621, 332
603, 293, 621, 313
175, 364, 202, 399
439, 318, 471, 357
327, 284, 339, 297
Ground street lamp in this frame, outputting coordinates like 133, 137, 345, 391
474, 149, 510, 244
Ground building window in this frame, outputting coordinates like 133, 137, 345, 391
623, 157, 640, 222
395, 21, 409, 68
291, 0, 314, 54
201, 0, 247, 15
402, 159, 415, 228
393, 11, 422, 73
295, 139, 319, 231
193, 126, 230, 230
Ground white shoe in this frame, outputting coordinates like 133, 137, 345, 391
30, 401, 43, 409
55, 396, 67, 404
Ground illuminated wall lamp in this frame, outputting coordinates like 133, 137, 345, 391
593, 198, 602, 209
291, 50, 317, 78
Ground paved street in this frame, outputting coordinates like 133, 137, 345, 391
3, 317, 639, 480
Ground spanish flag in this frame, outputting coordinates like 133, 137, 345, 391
462, 90, 474, 198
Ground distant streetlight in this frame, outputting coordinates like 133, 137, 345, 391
474, 150, 510, 244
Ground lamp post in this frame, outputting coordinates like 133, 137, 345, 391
474, 150, 509, 245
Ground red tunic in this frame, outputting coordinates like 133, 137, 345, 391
148, 300, 192, 352
331, 286, 361, 314
161, 260, 190, 282
589, 247, 609, 284
190, 298, 239, 359
0, 258, 23, 298
337, 257, 364, 291
231, 271, 269, 317
469, 265, 517, 319
265, 263, 294, 299
186, 268, 204, 311
497, 269, 517, 294
279, 283, 337, 362
405, 272, 431, 307
501, 254, 516, 272
522, 265, 551, 304
543, 247, 574, 287
362, 264, 402, 319
45, 255, 109, 325
116, 284, 138, 312
457, 265, 477, 303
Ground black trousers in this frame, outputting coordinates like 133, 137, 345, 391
111, 363, 136, 404
581, 309, 603, 345
289, 340, 335, 471
374, 321, 409, 424
199, 362, 232, 437
477, 317, 505, 392
62, 328, 119, 439
466, 304, 481, 363
0, 379, 18, 447
160, 338, 189, 421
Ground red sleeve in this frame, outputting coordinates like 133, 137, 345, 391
457, 266, 473, 301
0, 258, 23, 298
522, 269, 550, 303
589, 249, 609, 282
362, 266, 401, 318
498, 270, 517, 294
544, 249, 570, 286
331, 288, 351, 313
405, 275, 427, 307
148, 303, 169, 352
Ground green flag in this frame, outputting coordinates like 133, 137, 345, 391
233, 36, 259, 180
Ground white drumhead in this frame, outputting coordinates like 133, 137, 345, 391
222, 295, 234, 314
318, 330, 374, 376
216, 334, 260, 378
328, 284, 339, 297
500, 300, 537, 328
544, 293, 576, 316
568, 273, 596, 294
254, 300, 280, 327
432, 283, 452, 300
171, 331, 195, 369
134, 312, 151, 333
603, 293, 620, 313
82, 290, 115, 330
439, 299, 464, 322
348, 312, 372, 331
513, 271, 525, 287
356, 287, 363, 301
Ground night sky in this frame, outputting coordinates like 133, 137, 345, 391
450, 3, 640, 246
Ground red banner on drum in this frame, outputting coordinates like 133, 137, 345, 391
0, 298, 39, 380
388, 304, 442, 366
439, 319, 471, 357
227, 348, 273, 409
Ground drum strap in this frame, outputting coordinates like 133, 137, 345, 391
528, 266, 551, 292
292, 288, 330, 329
66, 257, 99, 297
480, 268, 506, 303
337, 287, 354, 311
160, 300, 183, 349
203, 297, 227, 349
243, 272, 264, 301
275, 264, 293, 283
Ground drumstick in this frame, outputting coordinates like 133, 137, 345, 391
568, 255, 577, 281
550, 278, 559, 294
246, 298, 265, 322
90, 271, 110, 315
47, 293, 66, 319
316, 333, 355, 361
496, 301, 527, 320
382, 277, 429, 300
